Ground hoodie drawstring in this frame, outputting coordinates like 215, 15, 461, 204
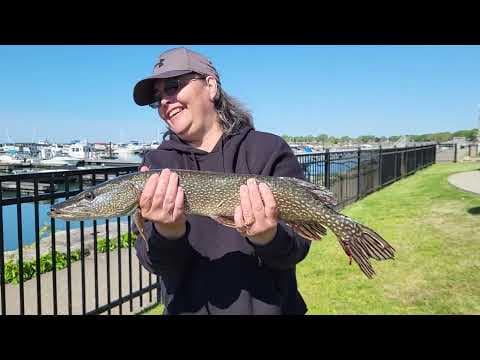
182, 152, 200, 170
191, 151, 200, 170
220, 136, 226, 173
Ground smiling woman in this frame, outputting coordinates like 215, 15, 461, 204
130, 47, 313, 315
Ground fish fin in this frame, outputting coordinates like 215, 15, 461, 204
339, 222, 396, 279
211, 216, 237, 228
134, 208, 149, 252
283, 177, 338, 207
285, 221, 328, 241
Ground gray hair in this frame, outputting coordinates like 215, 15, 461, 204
163, 77, 254, 140
214, 85, 254, 135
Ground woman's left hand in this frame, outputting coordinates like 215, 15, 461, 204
235, 178, 279, 246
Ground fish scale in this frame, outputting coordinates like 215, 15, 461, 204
49, 169, 395, 278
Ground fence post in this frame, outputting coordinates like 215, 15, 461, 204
433, 143, 437, 164
393, 145, 397, 180
378, 145, 382, 189
324, 148, 330, 189
414, 143, 418, 172
454, 143, 458, 163
357, 147, 361, 200
419, 144, 423, 168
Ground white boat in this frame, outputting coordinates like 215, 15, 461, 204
116, 141, 144, 154
67, 142, 94, 160
40, 156, 81, 166
0, 154, 33, 165
149, 141, 160, 149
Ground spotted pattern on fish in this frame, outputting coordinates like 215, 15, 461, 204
49, 169, 396, 278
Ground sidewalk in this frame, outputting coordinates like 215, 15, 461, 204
447, 170, 480, 195
3, 247, 159, 315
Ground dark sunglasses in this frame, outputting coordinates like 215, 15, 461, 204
149, 74, 206, 109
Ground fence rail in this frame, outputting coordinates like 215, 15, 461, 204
296, 144, 436, 208
0, 143, 438, 315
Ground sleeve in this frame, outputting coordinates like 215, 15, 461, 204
248, 137, 312, 270
133, 150, 195, 293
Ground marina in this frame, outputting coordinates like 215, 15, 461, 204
0, 140, 145, 175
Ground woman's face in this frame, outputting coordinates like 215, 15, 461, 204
153, 73, 218, 142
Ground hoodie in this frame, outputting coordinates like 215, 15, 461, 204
134, 126, 311, 315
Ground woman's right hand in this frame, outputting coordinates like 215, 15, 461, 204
139, 166, 187, 240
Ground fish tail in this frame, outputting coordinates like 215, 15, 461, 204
337, 220, 396, 279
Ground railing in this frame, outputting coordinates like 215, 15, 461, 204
296, 144, 436, 208
0, 144, 437, 315
0, 166, 160, 315
436, 142, 480, 163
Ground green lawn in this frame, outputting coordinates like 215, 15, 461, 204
299, 162, 480, 314
142, 163, 480, 315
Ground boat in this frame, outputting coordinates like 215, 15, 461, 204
39, 156, 81, 166
0, 154, 33, 165
115, 141, 144, 154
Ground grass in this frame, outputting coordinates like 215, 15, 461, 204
299, 162, 480, 314
142, 163, 480, 315
4, 233, 137, 285
138, 303, 164, 315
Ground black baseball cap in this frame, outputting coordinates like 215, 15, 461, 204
133, 47, 220, 106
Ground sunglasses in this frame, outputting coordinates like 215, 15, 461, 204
149, 74, 206, 109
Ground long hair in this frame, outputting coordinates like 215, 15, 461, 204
213, 85, 254, 135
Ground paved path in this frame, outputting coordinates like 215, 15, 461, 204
3, 247, 159, 315
447, 170, 480, 195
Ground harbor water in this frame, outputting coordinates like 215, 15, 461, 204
1, 153, 142, 252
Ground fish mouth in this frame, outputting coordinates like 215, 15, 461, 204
48, 207, 93, 221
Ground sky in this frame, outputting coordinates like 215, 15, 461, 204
0, 45, 479, 144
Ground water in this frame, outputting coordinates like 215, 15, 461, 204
1, 152, 143, 252
1, 193, 132, 252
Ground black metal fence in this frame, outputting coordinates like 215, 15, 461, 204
0, 166, 159, 315
436, 143, 480, 163
296, 144, 436, 208
0, 144, 437, 315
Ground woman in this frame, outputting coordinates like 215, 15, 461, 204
133, 47, 311, 315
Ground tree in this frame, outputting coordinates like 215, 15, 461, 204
328, 136, 338, 145
453, 129, 478, 141
358, 135, 376, 143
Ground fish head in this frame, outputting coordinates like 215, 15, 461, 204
48, 177, 139, 221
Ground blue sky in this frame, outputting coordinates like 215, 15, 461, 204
0, 45, 479, 143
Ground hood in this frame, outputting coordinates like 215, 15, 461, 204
157, 126, 254, 172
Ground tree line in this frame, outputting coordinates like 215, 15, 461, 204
282, 128, 479, 144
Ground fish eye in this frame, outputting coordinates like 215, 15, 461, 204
84, 191, 95, 201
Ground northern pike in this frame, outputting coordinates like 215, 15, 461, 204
48, 169, 395, 278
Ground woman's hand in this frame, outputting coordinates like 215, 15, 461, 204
234, 178, 279, 246
139, 166, 186, 240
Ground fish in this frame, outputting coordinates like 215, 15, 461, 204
48, 169, 395, 278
